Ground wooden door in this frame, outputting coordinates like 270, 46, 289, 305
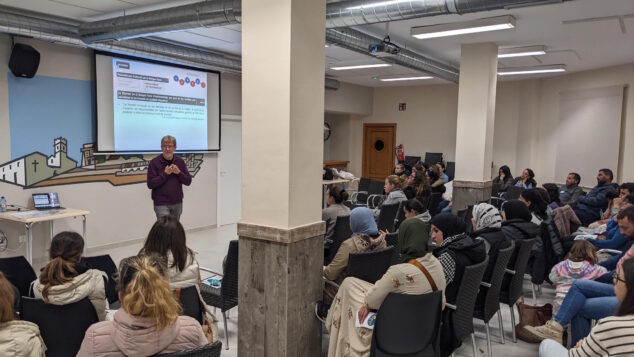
362, 124, 396, 181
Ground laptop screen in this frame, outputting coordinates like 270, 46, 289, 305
33, 193, 61, 209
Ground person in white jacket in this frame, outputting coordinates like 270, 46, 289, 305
31, 231, 108, 321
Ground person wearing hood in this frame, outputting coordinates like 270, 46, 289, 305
470, 203, 511, 284
493, 165, 514, 192
373, 175, 407, 219
402, 198, 432, 223
325, 218, 446, 357
322, 207, 387, 305
573, 168, 619, 226
0, 272, 46, 357
31, 231, 108, 321
77, 255, 207, 356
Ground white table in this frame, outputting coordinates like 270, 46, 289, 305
0, 208, 89, 264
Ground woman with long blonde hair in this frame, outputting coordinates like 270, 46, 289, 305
77, 255, 207, 356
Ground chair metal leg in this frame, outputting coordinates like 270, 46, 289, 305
537, 284, 542, 295
497, 310, 505, 344
485, 323, 492, 357
222, 311, 229, 350
471, 333, 477, 357
509, 304, 517, 343
531, 283, 537, 303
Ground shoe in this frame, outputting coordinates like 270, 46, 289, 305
315, 301, 330, 323
523, 320, 563, 343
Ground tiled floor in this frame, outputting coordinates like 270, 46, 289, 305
106, 224, 551, 357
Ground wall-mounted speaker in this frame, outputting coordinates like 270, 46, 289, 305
9, 43, 41, 78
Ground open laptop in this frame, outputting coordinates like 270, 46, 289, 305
32, 192, 65, 210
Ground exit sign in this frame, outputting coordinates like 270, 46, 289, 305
398, 102, 407, 111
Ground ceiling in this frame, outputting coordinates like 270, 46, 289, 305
0, 0, 633, 87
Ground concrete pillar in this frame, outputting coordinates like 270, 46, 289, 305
238, 0, 326, 356
453, 43, 499, 212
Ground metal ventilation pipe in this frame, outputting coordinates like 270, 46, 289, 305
326, 27, 459, 82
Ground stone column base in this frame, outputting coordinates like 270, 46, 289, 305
237, 221, 325, 357
451, 180, 493, 213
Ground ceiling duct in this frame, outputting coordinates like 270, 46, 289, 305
326, 27, 459, 82
325, 78, 341, 90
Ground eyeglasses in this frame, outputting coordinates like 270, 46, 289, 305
161, 144, 174, 148
613, 272, 626, 284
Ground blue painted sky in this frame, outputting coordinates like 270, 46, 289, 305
8, 73, 94, 161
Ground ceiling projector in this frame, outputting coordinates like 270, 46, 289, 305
368, 36, 401, 57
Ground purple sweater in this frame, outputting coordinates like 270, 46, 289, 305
147, 155, 192, 206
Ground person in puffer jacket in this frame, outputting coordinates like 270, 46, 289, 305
31, 231, 108, 321
77, 254, 207, 356
373, 175, 407, 219
573, 168, 619, 226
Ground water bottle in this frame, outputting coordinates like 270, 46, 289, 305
0, 196, 6, 212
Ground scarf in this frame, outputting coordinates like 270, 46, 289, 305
430, 213, 467, 238
350, 207, 378, 236
473, 203, 502, 230
398, 218, 430, 262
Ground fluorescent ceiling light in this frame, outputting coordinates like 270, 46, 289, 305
347, 0, 411, 10
498, 64, 566, 76
411, 16, 516, 39
330, 63, 392, 71
498, 45, 546, 58
379, 76, 433, 82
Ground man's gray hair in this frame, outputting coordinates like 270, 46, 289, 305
161, 135, 176, 147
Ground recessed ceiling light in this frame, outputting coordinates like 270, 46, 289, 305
379, 76, 433, 82
498, 45, 546, 58
411, 16, 516, 40
498, 64, 566, 76
346, 0, 411, 10
330, 63, 392, 71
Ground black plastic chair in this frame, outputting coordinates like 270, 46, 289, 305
326, 215, 352, 265
368, 180, 385, 195
394, 203, 406, 230
385, 232, 400, 265
0, 256, 37, 298
353, 177, 372, 205
424, 152, 443, 168
176, 285, 204, 324
370, 291, 443, 357
427, 193, 443, 216
377, 203, 401, 232
473, 244, 514, 357
499, 238, 537, 343
21, 297, 98, 357
156, 341, 223, 357
80, 254, 118, 304
446, 161, 455, 182
444, 257, 488, 357
504, 186, 524, 200
200, 240, 238, 350
347, 247, 394, 284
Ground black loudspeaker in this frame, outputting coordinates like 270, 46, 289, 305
9, 44, 41, 78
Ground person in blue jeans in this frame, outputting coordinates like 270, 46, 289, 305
523, 207, 634, 346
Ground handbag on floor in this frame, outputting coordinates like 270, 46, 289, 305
515, 298, 552, 343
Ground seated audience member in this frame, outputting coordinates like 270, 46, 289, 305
325, 218, 446, 357
590, 184, 634, 228
393, 163, 409, 179
524, 206, 634, 346
573, 168, 619, 227
0, 272, 46, 357
402, 198, 431, 223
427, 168, 446, 194
77, 255, 206, 356
373, 175, 407, 219
32, 231, 108, 321
539, 259, 634, 357
520, 189, 549, 225
543, 183, 563, 210
549, 240, 607, 315
403, 170, 431, 201
589, 193, 634, 251
493, 165, 515, 192
322, 208, 387, 306
321, 186, 351, 241
436, 161, 449, 183
559, 172, 584, 206
470, 203, 511, 283
514, 168, 537, 189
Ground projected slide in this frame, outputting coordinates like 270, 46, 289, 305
112, 58, 208, 151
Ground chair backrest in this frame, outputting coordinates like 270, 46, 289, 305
0, 256, 37, 298
221, 240, 239, 311
358, 177, 372, 192
404, 156, 421, 168
452, 257, 489, 341
506, 238, 537, 304
385, 232, 400, 265
371, 291, 443, 357
80, 254, 118, 304
505, 186, 524, 200
21, 297, 98, 357
427, 193, 443, 216
177, 285, 203, 324
456, 208, 468, 222
368, 180, 385, 195
347, 247, 394, 284
424, 152, 443, 168
491, 183, 502, 197
156, 341, 223, 357
394, 204, 406, 230
479, 244, 514, 322
377, 203, 401, 232
328, 215, 352, 263
446, 161, 455, 182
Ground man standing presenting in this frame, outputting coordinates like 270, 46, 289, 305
147, 135, 192, 220
559, 172, 584, 206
